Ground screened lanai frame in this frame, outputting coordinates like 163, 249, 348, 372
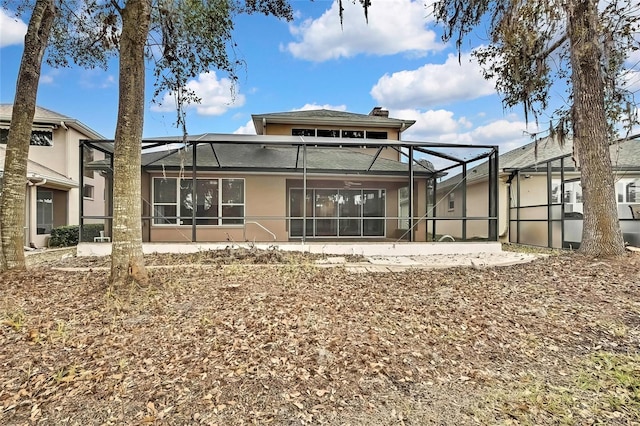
506, 150, 640, 249
79, 135, 499, 244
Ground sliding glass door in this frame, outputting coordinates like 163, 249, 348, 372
289, 188, 385, 238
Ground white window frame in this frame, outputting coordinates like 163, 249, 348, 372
617, 178, 640, 203
552, 179, 583, 214
448, 192, 455, 211
152, 177, 245, 226
83, 184, 94, 199
36, 188, 54, 235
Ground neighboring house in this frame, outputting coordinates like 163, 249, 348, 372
85, 107, 497, 243
434, 135, 640, 248
0, 105, 106, 247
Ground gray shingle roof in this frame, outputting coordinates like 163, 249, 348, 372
439, 135, 640, 189
0, 104, 104, 139
140, 143, 435, 176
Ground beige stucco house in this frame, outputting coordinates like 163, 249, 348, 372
0, 105, 106, 247
85, 107, 498, 243
434, 135, 640, 248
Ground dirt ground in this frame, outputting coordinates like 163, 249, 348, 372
1, 248, 639, 425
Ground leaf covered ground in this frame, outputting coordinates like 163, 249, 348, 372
1, 249, 639, 425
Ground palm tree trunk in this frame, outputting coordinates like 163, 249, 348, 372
566, 0, 625, 256
109, 0, 151, 286
0, 0, 55, 271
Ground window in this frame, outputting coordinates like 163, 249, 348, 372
152, 177, 244, 225
341, 130, 364, 138
366, 131, 388, 139
626, 181, 638, 203
83, 148, 94, 178
563, 181, 582, 204
291, 129, 388, 140
289, 188, 385, 237
615, 179, 640, 203
398, 186, 409, 228
448, 193, 455, 211
36, 188, 53, 234
83, 184, 94, 199
292, 129, 315, 136
551, 182, 561, 203
0, 129, 53, 146
316, 129, 340, 138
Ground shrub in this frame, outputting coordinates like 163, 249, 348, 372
49, 224, 104, 247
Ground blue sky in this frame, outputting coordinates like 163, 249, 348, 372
1, 0, 639, 159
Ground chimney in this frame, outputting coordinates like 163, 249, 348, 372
369, 106, 389, 117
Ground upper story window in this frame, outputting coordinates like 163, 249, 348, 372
448, 193, 455, 211
366, 131, 388, 139
0, 129, 53, 146
342, 130, 364, 138
291, 129, 388, 139
317, 129, 340, 138
292, 128, 315, 136
83, 184, 94, 199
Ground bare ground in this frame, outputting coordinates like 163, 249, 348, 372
1, 249, 639, 425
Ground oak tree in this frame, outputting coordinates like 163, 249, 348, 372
433, 0, 639, 256
0, 0, 55, 271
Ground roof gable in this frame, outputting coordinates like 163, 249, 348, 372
251, 108, 415, 135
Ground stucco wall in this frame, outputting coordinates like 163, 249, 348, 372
433, 178, 494, 240
146, 174, 430, 243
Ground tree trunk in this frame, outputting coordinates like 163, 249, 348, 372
566, 0, 625, 256
109, 0, 151, 287
0, 0, 55, 272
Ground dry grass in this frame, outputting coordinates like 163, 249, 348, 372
1, 249, 639, 425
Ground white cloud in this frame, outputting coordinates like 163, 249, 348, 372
284, 0, 442, 62
468, 119, 538, 148
0, 10, 27, 48
152, 72, 245, 116
393, 108, 470, 139
396, 108, 538, 159
233, 119, 256, 135
371, 53, 496, 109
293, 103, 347, 112
79, 69, 117, 89
40, 74, 54, 84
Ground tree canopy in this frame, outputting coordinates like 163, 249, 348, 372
434, 0, 639, 138
434, 0, 639, 256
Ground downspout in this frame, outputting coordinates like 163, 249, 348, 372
60, 120, 74, 226
60, 121, 69, 176
502, 172, 517, 240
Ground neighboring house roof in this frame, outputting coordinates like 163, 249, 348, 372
439, 135, 640, 189
0, 145, 77, 188
0, 104, 105, 140
251, 108, 416, 135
